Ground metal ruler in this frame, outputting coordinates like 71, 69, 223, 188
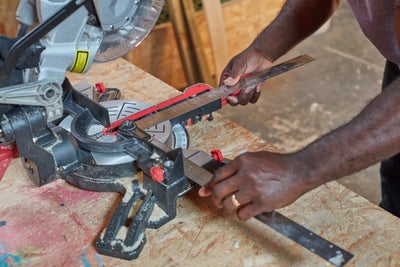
135, 55, 315, 130
255, 212, 353, 266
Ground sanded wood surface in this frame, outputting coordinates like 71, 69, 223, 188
0, 59, 399, 266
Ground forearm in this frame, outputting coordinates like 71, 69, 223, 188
253, 0, 341, 61
296, 77, 400, 190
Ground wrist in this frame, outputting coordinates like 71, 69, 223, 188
288, 151, 328, 193
251, 39, 278, 63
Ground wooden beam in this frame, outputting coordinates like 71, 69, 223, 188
166, 0, 200, 85
201, 0, 229, 82
180, 0, 215, 86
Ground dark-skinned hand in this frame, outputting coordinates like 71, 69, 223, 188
198, 151, 314, 220
220, 46, 272, 106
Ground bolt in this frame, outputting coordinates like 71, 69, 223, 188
152, 157, 162, 166
120, 120, 137, 132
164, 160, 174, 169
45, 88, 55, 99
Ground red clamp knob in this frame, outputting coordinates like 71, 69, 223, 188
210, 149, 224, 163
95, 82, 106, 94
150, 166, 164, 182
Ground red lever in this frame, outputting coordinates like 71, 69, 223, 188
150, 166, 164, 182
95, 82, 106, 94
210, 149, 224, 163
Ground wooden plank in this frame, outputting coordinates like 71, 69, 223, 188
201, 0, 230, 82
180, 0, 215, 86
165, 0, 200, 85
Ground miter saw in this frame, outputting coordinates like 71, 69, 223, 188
0, 0, 197, 259
0, 0, 238, 259
0, 0, 353, 265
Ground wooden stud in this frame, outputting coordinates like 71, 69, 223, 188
180, 0, 215, 86
166, 0, 201, 85
201, 0, 229, 83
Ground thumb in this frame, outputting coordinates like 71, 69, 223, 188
198, 186, 212, 197
222, 58, 247, 86
223, 76, 240, 86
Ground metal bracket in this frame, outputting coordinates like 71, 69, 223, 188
96, 179, 156, 260
0, 78, 63, 122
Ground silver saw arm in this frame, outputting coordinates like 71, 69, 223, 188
0, 0, 164, 122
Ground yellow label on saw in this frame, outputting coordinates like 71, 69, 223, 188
70, 50, 90, 73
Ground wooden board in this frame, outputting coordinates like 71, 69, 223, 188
202, 0, 230, 82
0, 59, 399, 266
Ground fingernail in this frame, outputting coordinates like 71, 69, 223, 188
227, 96, 238, 104
224, 77, 237, 86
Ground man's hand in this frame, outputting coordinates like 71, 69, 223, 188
198, 151, 314, 220
220, 46, 272, 106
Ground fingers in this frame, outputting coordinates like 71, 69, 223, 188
201, 185, 271, 221
219, 58, 245, 87
226, 96, 239, 106
249, 84, 262, 103
198, 151, 304, 221
226, 83, 262, 106
198, 186, 212, 197
237, 202, 271, 221
222, 191, 251, 214
198, 160, 238, 202
238, 85, 257, 105
223, 76, 241, 87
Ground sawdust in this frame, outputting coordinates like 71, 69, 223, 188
149, 204, 167, 222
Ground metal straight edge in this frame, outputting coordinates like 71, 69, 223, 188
136, 55, 315, 130
255, 212, 354, 267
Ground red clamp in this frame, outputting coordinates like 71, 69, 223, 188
150, 166, 164, 182
210, 149, 224, 163
95, 82, 106, 94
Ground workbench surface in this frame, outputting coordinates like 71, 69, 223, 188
1, 59, 399, 267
